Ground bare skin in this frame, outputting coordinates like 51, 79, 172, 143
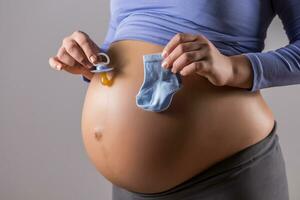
49, 31, 275, 194
49, 31, 98, 80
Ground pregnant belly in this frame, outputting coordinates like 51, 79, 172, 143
81, 40, 275, 193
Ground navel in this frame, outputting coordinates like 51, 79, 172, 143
93, 127, 104, 141
94, 132, 102, 141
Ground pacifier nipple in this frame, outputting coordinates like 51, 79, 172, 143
94, 52, 114, 86
99, 72, 114, 86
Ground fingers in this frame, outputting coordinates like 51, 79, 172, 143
162, 41, 207, 69
161, 33, 211, 75
49, 56, 64, 71
171, 49, 207, 73
61, 63, 88, 75
162, 33, 198, 58
57, 47, 77, 67
179, 61, 209, 76
49, 30, 102, 79
62, 36, 93, 69
49, 56, 84, 75
50, 47, 86, 75
71, 31, 100, 64
60, 30, 102, 69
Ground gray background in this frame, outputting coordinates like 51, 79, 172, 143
0, 0, 299, 199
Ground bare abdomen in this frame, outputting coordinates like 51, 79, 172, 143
81, 40, 275, 193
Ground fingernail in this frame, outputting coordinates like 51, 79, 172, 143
56, 64, 62, 70
162, 50, 167, 58
89, 55, 97, 64
162, 60, 168, 68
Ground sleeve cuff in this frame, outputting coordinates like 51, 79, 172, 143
242, 53, 264, 92
82, 75, 91, 83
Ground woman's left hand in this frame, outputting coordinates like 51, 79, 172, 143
161, 33, 235, 87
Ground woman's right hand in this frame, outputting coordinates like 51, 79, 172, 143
48, 30, 102, 81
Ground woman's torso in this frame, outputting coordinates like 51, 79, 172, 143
81, 40, 275, 194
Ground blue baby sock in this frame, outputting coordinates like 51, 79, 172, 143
135, 53, 182, 112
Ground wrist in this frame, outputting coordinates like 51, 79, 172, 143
226, 54, 254, 90
82, 70, 93, 81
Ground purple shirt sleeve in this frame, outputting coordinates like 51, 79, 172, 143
243, 0, 300, 92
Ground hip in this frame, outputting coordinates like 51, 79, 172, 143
112, 120, 289, 200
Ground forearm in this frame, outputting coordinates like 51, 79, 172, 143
226, 0, 300, 92
226, 54, 254, 90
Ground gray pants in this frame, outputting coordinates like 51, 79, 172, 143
112, 120, 289, 200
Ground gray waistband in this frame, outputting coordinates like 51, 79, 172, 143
127, 120, 279, 198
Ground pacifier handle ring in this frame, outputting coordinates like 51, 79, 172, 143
97, 52, 110, 65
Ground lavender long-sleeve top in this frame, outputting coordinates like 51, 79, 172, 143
83, 0, 300, 92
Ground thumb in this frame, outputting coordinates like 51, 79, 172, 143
49, 56, 83, 75
49, 56, 64, 71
